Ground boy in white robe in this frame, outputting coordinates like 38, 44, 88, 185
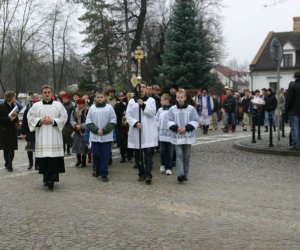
27, 85, 67, 190
86, 90, 117, 182
168, 90, 199, 183
156, 93, 174, 175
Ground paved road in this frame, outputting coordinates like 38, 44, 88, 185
0, 128, 299, 249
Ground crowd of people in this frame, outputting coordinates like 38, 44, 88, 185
1, 70, 300, 190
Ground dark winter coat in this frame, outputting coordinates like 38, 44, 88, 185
114, 99, 128, 135
223, 95, 236, 113
21, 105, 35, 143
212, 97, 220, 113
287, 79, 300, 116
62, 101, 74, 144
0, 102, 18, 150
264, 94, 277, 112
241, 96, 252, 113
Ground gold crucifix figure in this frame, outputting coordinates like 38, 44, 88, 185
134, 46, 144, 83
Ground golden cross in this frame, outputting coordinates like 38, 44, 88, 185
134, 46, 144, 82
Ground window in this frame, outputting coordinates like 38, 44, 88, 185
283, 54, 293, 67
269, 82, 277, 93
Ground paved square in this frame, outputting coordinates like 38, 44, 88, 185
0, 129, 299, 249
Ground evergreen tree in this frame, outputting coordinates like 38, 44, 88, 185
78, 60, 97, 92
157, 0, 214, 89
79, 0, 121, 87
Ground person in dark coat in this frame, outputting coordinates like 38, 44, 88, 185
70, 98, 89, 167
114, 92, 132, 163
263, 88, 278, 132
61, 93, 74, 155
168, 84, 178, 106
223, 89, 236, 133
287, 71, 300, 149
21, 95, 40, 170
0, 91, 18, 172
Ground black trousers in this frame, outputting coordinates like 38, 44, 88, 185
135, 148, 154, 178
3, 150, 14, 168
37, 157, 65, 183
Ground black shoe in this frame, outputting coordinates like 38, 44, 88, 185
223, 129, 228, 133
120, 159, 126, 163
81, 156, 87, 167
93, 172, 100, 177
182, 176, 188, 181
101, 176, 109, 182
145, 177, 152, 185
177, 176, 184, 183
28, 163, 33, 170
47, 181, 54, 190
138, 176, 145, 182
75, 154, 81, 167
75, 161, 81, 167
7, 167, 13, 172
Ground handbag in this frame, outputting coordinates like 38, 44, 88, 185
25, 141, 35, 152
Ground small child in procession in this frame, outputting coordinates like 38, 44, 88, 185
168, 89, 199, 183
156, 93, 174, 175
86, 90, 117, 182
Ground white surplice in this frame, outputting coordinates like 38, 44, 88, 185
27, 100, 67, 157
126, 97, 158, 149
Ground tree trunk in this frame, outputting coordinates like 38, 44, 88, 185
58, 17, 68, 91
99, 9, 113, 86
124, 0, 132, 89
130, 0, 147, 51
51, 9, 58, 91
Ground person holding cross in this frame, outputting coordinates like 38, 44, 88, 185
126, 81, 158, 184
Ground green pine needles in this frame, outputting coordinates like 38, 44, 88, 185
157, 0, 214, 89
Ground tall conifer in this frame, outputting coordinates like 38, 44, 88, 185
158, 0, 214, 89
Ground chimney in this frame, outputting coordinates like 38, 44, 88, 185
293, 17, 300, 32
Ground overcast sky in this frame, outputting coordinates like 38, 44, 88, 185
222, 0, 300, 66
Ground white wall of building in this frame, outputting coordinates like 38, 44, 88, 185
251, 70, 295, 91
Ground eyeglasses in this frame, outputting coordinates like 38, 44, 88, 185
42, 91, 51, 94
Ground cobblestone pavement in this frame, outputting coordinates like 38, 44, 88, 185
0, 126, 299, 249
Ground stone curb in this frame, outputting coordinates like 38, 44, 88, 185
233, 140, 300, 156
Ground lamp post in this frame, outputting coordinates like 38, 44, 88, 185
270, 37, 283, 142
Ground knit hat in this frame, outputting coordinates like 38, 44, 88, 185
61, 93, 70, 99
76, 98, 86, 105
32, 95, 40, 103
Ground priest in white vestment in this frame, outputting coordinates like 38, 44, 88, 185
27, 85, 67, 190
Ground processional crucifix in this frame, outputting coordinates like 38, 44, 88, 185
133, 46, 144, 167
